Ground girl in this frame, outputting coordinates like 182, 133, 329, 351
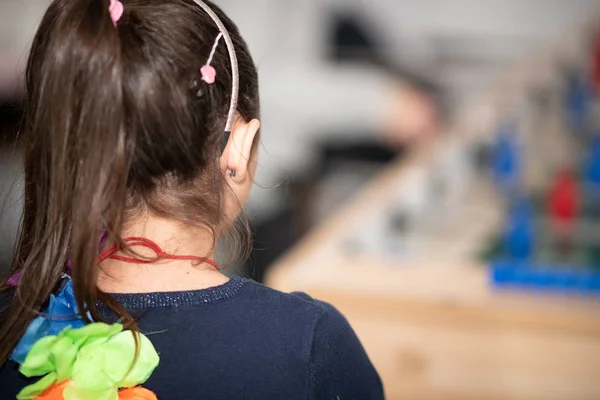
0, 0, 384, 399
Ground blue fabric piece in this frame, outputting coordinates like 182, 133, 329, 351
10, 280, 86, 364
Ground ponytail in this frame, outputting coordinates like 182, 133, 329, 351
0, 0, 132, 365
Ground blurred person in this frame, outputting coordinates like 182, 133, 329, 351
0, 1, 383, 399
328, 10, 441, 147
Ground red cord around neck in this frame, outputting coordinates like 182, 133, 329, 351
98, 237, 219, 270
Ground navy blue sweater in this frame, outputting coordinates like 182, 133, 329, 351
0, 276, 384, 399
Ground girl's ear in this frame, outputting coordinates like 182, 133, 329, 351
220, 118, 260, 182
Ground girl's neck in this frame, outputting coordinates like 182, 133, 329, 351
97, 217, 228, 294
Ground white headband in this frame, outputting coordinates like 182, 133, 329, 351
193, 0, 239, 139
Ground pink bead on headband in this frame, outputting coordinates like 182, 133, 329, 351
201, 33, 223, 84
109, 0, 124, 27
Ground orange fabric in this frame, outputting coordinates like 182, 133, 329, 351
34, 381, 69, 400
118, 387, 158, 400
33, 382, 157, 400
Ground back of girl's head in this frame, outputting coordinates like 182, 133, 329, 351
0, 0, 259, 364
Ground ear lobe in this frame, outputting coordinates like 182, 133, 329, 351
224, 119, 260, 181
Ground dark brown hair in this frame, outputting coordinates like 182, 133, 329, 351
0, 0, 259, 366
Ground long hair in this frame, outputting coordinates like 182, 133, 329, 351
0, 0, 259, 366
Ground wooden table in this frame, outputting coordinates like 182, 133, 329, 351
266, 143, 600, 400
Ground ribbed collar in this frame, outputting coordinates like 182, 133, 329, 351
104, 276, 248, 308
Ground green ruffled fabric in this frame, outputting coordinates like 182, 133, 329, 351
17, 323, 160, 400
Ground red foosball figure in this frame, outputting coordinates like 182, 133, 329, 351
548, 170, 579, 232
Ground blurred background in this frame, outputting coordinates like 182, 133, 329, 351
2, 1, 600, 399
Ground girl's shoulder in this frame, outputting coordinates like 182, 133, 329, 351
236, 277, 350, 327
239, 279, 384, 399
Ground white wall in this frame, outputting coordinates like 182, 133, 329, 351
0, 0, 51, 94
